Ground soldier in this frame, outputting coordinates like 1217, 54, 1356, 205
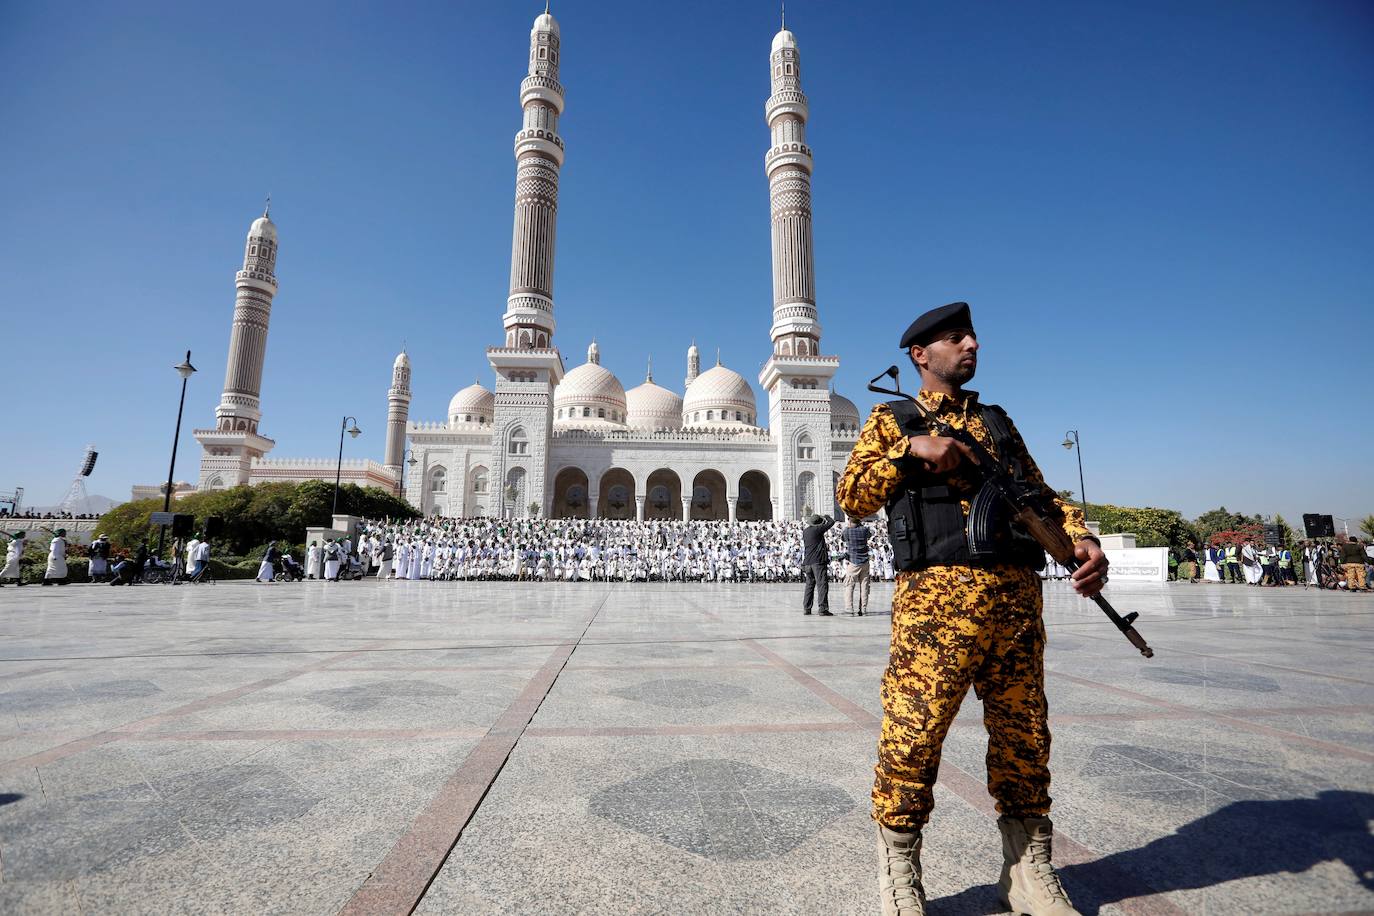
837, 302, 1108, 916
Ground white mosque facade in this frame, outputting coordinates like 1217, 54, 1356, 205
186, 11, 861, 522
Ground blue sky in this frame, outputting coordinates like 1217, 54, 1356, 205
2, 0, 1370, 527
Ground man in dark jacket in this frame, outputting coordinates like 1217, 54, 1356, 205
801, 514, 836, 616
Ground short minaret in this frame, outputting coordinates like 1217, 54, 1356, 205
194, 204, 280, 489
383, 350, 411, 490
684, 341, 700, 392
488, 8, 567, 519
756, 22, 840, 519
587, 340, 600, 365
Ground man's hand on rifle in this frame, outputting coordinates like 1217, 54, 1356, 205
907, 435, 978, 473
1071, 539, 1109, 597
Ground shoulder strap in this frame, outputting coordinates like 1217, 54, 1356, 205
885, 399, 929, 436
978, 403, 1017, 452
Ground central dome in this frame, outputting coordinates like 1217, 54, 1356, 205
626, 377, 683, 431
683, 364, 757, 427
555, 344, 627, 427
830, 390, 861, 431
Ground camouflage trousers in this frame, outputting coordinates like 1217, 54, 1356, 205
873, 564, 1051, 830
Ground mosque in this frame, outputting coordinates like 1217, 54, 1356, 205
185, 9, 860, 522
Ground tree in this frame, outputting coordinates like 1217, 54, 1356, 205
1193, 506, 1261, 545
1360, 515, 1374, 540
95, 481, 418, 557
1083, 503, 1198, 549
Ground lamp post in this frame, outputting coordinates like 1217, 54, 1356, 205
398, 449, 418, 503
157, 351, 197, 558
1061, 429, 1088, 522
332, 416, 362, 517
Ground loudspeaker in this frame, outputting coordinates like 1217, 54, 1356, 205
80, 450, 98, 477
1302, 514, 1335, 539
203, 516, 224, 539
171, 513, 195, 537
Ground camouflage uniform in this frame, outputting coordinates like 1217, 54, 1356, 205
837, 390, 1089, 831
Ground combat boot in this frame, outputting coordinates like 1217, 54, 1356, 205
998, 816, 1080, 916
876, 823, 925, 915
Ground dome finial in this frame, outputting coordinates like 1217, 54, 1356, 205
781, 0, 785, 29
646, 356, 653, 383
588, 340, 601, 365
716, 347, 722, 367
264, 193, 271, 218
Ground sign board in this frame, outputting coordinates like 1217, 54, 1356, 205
1100, 547, 1169, 583
1263, 524, 1283, 547
149, 511, 175, 526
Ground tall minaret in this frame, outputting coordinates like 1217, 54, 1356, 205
764, 26, 820, 357
487, 8, 567, 518
383, 350, 411, 490
757, 21, 839, 519
194, 204, 280, 489
501, 8, 564, 350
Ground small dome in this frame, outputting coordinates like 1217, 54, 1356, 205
626, 379, 684, 431
830, 390, 861, 430
249, 215, 277, 242
533, 11, 559, 35
683, 364, 757, 427
393, 351, 410, 368
772, 29, 797, 53
448, 382, 494, 425
555, 357, 627, 428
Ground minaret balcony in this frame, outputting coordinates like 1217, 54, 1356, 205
765, 146, 814, 173
514, 133, 565, 166
235, 269, 278, 291
520, 76, 566, 113
765, 91, 809, 124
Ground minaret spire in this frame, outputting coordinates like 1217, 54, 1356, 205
263, 193, 271, 218
500, 6, 565, 350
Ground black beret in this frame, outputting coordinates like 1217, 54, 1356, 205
899, 301, 974, 350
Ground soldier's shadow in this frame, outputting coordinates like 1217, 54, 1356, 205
928, 790, 1374, 915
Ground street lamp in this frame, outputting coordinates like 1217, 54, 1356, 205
332, 416, 362, 517
399, 448, 418, 502
157, 351, 196, 558
1061, 429, 1088, 522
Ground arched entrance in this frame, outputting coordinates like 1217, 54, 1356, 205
795, 471, 817, 519
598, 468, 635, 519
690, 469, 727, 520
552, 467, 590, 519
737, 470, 772, 521
644, 468, 682, 520
504, 467, 527, 518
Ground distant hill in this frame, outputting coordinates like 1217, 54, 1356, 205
22, 494, 122, 515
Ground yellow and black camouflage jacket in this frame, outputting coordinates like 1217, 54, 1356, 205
835, 389, 1090, 549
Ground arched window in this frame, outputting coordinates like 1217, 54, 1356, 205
583, 407, 591, 418
597, 408, 605, 418
797, 433, 815, 461
472, 468, 489, 494
508, 427, 528, 455
707, 410, 714, 421
430, 468, 447, 493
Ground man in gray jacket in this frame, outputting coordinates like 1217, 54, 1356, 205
802, 514, 836, 616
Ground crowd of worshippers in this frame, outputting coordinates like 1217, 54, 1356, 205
1165, 538, 1373, 591
299, 516, 900, 583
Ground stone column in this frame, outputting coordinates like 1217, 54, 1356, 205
635, 495, 645, 522
727, 496, 739, 523
588, 494, 599, 519
681, 496, 692, 522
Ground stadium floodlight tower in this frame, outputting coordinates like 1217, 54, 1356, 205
57, 446, 99, 513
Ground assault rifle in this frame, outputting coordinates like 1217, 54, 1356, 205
867, 365, 1154, 659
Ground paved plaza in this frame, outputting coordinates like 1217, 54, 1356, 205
1, 579, 1371, 915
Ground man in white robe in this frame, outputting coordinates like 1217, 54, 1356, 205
323, 539, 342, 581
307, 541, 323, 579
42, 529, 68, 585
0, 531, 26, 586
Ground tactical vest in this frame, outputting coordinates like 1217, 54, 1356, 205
883, 399, 1045, 572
